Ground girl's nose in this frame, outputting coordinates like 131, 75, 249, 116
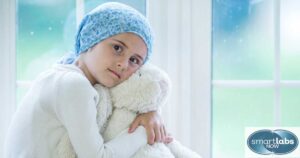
117, 58, 129, 71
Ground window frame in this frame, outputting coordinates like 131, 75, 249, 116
0, 0, 16, 156
212, 0, 300, 126
212, 0, 300, 157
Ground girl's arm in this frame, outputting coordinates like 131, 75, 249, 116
56, 72, 147, 158
129, 111, 173, 145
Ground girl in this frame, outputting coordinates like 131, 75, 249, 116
5, 2, 171, 158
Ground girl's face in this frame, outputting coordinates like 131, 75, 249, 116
78, 33, 147, 87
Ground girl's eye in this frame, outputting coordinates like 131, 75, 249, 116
129, 57, 140, 65
113, 45, 122, 53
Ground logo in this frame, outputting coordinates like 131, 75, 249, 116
247, 129, 299, 155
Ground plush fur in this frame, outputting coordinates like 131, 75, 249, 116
56, 64, 201, 158
103, 64, 202, 158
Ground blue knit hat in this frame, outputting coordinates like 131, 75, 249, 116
59, 2, 153, 64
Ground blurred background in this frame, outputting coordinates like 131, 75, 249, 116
1, 0, 300, 158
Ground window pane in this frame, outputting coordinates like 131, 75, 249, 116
213, 0, 274, 80
212, 88, 273, 158
281, 0, 300, 80
16, 0, 76, 105
281, 88, 300, 126
17, 0, 76, 81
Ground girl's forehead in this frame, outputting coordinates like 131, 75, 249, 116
109, 32, 142, 41
107, 33, 147, 55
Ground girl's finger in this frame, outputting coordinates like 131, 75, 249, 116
145, 126, 155, 145
128, 117, 140, 133
161, 125, 166, 142
154, 125, 161, 142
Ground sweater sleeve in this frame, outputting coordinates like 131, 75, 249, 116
55, 72, 147, 158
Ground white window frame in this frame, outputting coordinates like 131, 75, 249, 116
212, 0, 300, 157
149, 0, 300, 158
212, 0, 300, 127
0, 0, 16, 156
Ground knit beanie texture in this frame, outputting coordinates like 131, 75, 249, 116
60, 2, 153, 64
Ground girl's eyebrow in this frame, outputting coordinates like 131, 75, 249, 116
112, 39, 128, 49
135, 54, 144, 63
112, 38, 145, 62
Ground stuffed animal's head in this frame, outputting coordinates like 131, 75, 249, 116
110, 64, 171, 113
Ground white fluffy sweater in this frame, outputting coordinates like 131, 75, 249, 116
4, 64, 147, 158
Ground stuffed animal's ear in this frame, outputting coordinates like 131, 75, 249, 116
136, 64, 172, 113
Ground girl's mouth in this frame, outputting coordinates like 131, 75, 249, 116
108, 69, 121, 79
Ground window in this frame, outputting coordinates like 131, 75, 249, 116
212, 0, 300, 157
16, 0, 146, 104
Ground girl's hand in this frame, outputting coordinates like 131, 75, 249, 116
164, 133, 173, 144
128, 111, 170, 145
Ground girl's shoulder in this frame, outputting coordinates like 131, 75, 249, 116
53, 64, 96, 95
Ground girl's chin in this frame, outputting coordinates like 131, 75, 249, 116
100, 80, 118, 88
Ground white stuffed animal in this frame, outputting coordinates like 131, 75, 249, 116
56, 64, 202, 158
103, 64, 202, 158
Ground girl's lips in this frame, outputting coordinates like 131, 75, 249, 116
108, 69, 121, 79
